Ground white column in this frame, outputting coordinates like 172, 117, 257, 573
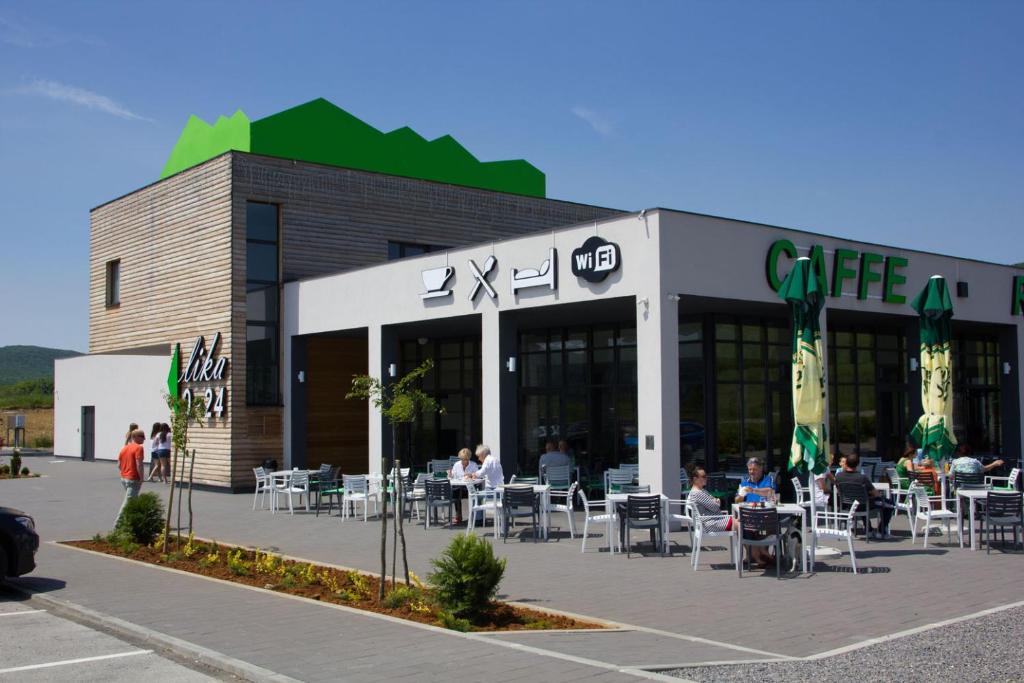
367, 325, 384, 474
480, 307, 502, 456
636, 293, 681, 499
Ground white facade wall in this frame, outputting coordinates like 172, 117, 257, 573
54, 354, 169, 461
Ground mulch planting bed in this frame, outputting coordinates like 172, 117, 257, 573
64, 537, 603, 632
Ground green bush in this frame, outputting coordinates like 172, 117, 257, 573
115, 492, 164, 544
428, 534, 506, 622
0, 465, 9, 476
437, 611, 471, 632
9, 452, 21, 478
32, 435, 53, 448
20, 467, 29, 476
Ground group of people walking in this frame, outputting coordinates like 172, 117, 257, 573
114, 421, 172, 526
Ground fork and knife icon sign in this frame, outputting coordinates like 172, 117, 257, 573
468, 256, 497, 301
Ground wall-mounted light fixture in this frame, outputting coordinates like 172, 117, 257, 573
388, 363, 397, 378
1004, 362, 1012, 376
666, 293, 681, 302
297, 370, 305, 383
507, 356, 517, 373
909, 358, 919, 372
417, 337, 429, 346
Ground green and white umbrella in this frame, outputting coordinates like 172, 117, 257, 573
778, 256, 829, 474
909, 275, 957, 462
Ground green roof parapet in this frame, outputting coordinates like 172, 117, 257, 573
160, 98, 545, 197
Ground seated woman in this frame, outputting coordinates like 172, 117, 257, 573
895, 446, 917, 488
448, 448, 478, 525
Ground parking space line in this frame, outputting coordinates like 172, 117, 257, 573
0, 609, 46, 617
0, 649, 151, 674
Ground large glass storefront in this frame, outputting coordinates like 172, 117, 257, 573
828, 327, 910, 461
517, 323, 638, 477
952, 332, 1003, 454
399, 337, 481, 468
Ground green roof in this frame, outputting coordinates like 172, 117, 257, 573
160, 98, 545, 197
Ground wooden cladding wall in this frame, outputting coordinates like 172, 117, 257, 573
89, 155, 235, 487
232, 153, 624, 283
305, 336, 369, 474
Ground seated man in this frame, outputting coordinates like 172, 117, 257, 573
538, 440, 571, 477
950, 444, 1004, 476
735, 457, 776, 504
835, 451, 893, 537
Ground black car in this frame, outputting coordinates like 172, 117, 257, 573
0, 506, 38, 579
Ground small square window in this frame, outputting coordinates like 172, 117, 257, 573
105, 259, 120, 307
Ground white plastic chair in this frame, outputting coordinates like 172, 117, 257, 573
342, 474, 378, 521
466, 486, 502, 537
690, 504, 736, 571
987, 467, 1021, 492
667, 499, 694, 553
604, 469, 634, 495
252, 467, 271, 510
578, 488, 618, 553
619, 463, 639, 482
808, 500, 860, 574
547, 481, 578, 539
911, 485, 959, 548
273, 470, 310, 515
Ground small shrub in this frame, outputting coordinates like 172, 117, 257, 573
9, 452, 21, 477
382, 584, 418, 610
280, 574, 297, 589
428, 534, 506, 622
347, 571, 372, 600
182, 534, 200, 559
32, 435, 53, 448
116, 492, 164, 544
198, 551, 220, 568
105, 529, 139, 554
0, 465, 10, 476
317, 569, 341, 593
226, 549, 250, 576
437, 611, 471, 632
20, 467, 29, 476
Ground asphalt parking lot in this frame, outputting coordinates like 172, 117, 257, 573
0, 597, 226, 682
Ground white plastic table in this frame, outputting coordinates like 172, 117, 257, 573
731, 503, 808, 573
956, 487, 991, 551
605, 493, 669, 554
497, 484, 551, 540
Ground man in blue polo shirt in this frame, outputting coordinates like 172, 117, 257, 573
736, 456, 776, 504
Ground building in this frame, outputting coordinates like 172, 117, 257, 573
56, 99, 1024, 495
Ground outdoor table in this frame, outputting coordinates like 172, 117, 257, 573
605, 493, 669, 555
730, 502, 808, 573
956, 487, 991, 551
497, 484, 551, 539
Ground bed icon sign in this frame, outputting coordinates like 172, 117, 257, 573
571, 236, 621, 283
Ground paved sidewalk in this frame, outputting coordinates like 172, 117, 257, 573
3, 456, 1023, 680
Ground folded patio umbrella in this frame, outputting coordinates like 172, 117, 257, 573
778, 257, 829, 474
909, 275, 957, 462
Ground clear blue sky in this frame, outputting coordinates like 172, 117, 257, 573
1, 1, 1021, 351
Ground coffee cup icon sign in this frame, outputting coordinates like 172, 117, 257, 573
421, 266, 454, 299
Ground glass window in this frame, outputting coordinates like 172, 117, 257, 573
246, 202, 280, 405
246, 202, 278, 241
105, 259, 120, 307
386, 240, 450, 260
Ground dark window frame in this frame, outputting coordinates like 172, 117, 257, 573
246, 201, 281, 406
387, 240, 451, 260
105, 259, 120, 308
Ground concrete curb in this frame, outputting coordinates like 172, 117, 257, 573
9, 586, 301, 683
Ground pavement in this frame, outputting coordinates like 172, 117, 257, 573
1, 455, 1022, 681
0, 595, 227, 682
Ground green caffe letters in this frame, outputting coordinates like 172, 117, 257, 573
767, 239, 908, 304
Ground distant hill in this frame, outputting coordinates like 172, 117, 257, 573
0, 345, 82, 385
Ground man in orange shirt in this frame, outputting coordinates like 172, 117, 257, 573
116, 429, 146, 526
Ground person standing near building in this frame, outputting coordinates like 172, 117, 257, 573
146, 422, 164, 483
124, 422, 139, 445
116, 429, 146, 526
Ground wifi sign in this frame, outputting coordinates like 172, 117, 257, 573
571, 236, 622, 284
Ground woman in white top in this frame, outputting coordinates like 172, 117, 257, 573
146, 423, 164, 483
448, 448, 479, 524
